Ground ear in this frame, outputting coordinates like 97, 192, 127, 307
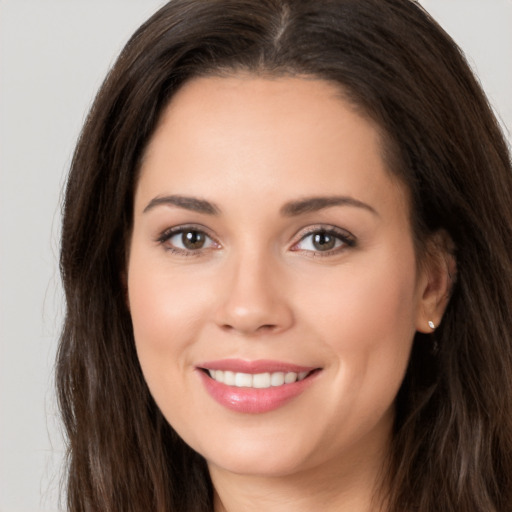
415, 230, 457, 333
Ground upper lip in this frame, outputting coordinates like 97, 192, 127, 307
197, 358, 319, 374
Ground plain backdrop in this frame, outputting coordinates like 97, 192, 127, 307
0, 1, 510, 511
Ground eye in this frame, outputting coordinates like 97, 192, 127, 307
291, 227, 355, 255
157, 226, 219, 254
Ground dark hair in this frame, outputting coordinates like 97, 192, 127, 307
57, 0, 512, 510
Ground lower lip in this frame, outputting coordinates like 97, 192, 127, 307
197, 370, 319, 414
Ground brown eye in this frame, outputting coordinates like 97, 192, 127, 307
292, 227, 356, 255
182, 230, 206, 250
158, 227, 218, 253
312, 232, 336, 251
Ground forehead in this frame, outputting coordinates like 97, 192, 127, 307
137, 75, 409, 220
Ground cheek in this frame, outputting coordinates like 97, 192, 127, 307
128, 244, 207, 335
346, 267, 417, 345
302, 256, 418, 343
351, 240, 418, 337
127, 248, 210, 391
302, 246, 419, 405
336, 266, 418, 439
348, 254, 419, 395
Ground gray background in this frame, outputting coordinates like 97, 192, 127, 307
0, 1, 510, 511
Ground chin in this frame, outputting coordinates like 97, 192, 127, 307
196, 433, 319, 478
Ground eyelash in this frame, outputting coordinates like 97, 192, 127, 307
156, 225, 219, 256
290, 225, 356, 257
156, 224, 356, 257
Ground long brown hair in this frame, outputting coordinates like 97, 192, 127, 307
57, 1, 512, 510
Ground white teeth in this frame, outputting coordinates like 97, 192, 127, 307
284, 372, 297, 384
270, 372, 285, 386
207, 369, 310, 388
224, 370, 236, 385
252, 373, 271, 388
235, 372, 252, 387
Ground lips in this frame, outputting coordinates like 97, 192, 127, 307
197, 359, 321, 414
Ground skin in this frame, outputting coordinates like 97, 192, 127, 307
127, 75, 451, 512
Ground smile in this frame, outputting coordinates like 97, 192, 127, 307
197, 359, 321, 414
205, 369, 311, 388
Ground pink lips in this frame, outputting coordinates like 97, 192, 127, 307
197, 359, 320, 414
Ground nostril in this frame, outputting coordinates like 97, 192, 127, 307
220, 323, 277, 334
258, 324, 278, 332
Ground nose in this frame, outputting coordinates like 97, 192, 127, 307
214, 251, 294, 336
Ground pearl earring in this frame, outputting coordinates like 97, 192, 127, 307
428, 320, 436, 330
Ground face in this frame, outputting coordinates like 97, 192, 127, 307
128, 76, 436, 479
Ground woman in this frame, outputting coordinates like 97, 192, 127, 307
57, 0, 512, 511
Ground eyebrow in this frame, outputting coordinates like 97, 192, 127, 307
280, 196, 378, 217
143, 195, 220, 215
142, 194, 377, 217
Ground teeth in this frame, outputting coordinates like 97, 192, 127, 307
235, 372, 252, 387
284, 372, 296, 384
224, 370, 236, 385
206, 370, 310, 388
253, 373, 271, 388
270, 372, 285, 386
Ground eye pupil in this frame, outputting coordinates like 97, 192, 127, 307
182, 231, 205, 249
313, 232, 335, 251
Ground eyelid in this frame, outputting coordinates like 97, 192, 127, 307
156, 224, 221, 254
155, 223, 355, 256
290, 224, 356, 255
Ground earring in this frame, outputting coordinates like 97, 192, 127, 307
427, 320, 439, 354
